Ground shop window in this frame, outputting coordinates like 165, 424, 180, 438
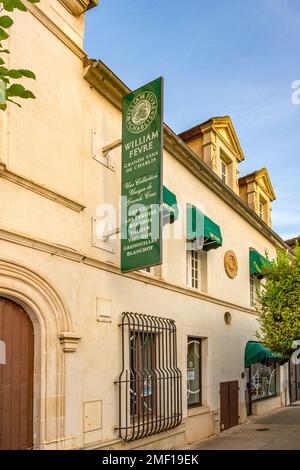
116, 313, 182, 441
249, 362, 276, 401
187, 338, 202, 407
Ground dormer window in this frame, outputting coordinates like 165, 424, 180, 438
259, 197, 267, 222
221, 160, 227, 184
238, 168, 276, 228
259, 201, 263, 219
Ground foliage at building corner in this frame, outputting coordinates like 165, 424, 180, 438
256, 244, 300, 355
0, 0, 39, 110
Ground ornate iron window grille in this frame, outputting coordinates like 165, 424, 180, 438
115, 312, 182, 442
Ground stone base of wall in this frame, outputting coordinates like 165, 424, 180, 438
239, 402, 248, 424
251, 396, 282, 416
88, 424, 187, 451
85, 408, 215, 450
185, 407, 213, 445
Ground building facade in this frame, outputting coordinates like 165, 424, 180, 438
0, 1, 291, 450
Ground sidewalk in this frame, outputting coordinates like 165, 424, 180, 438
187, 403, 300, 450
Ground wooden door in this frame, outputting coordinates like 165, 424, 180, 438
220, 380, 239, 431
229, 381, 239, 427
0, 298, 34, 449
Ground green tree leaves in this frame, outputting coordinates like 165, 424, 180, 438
18, 69, 36, 79
0, 67, 36, 79
8, 83, 35, 98
256, 245, 300, 355
0, 0, 39, 109
0, 15, 13, 27
0, 0, 40, 12
0, 27, 9, 40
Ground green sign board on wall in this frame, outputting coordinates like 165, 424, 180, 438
121, 77, 163, 273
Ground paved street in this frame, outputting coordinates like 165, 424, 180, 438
189, 404, 300, 450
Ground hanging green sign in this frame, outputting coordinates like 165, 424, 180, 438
121, 77, 163, 273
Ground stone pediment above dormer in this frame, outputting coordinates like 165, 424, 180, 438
59, 0, 98, 16
179, 116, 244, 163
206, 117, 245, 163
239, 168, 276, 202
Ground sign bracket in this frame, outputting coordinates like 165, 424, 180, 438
102, 139, 122, 158
101, 226, 120, 241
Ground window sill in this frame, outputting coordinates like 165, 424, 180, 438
186, 285, 208, 295
136, 271, 162, 281
187, 405, 210, 417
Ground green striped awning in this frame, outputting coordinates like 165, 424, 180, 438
186, 205, 223, 251
249, 248, 271, 276
162, 186, 179, 224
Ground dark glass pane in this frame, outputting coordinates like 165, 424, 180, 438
187, 338, 201, 406
250, 362, 276, 401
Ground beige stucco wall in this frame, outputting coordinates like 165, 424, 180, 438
0, 2, 287, 450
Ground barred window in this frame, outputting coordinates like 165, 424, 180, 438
116, 313, 182, 442
130, 332, 156, 418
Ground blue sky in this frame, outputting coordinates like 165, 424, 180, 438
85, 0, 300, 240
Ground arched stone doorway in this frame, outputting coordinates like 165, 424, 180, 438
0, 258, 81, 449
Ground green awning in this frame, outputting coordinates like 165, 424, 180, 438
186, 205, 223, 251
162, 186, 179, 224
245, 341, 282, 368
249, 248, 271, 276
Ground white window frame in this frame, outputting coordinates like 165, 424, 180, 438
259, 201, 264, 220
140, 265, 163, 277
187, 249, 201, 289
221, 160, 227, 184
250, 273, 261, 307
140, 266, 154, 275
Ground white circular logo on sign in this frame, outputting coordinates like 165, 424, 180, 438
126, 91, 158, 134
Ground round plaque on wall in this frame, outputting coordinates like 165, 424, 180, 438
224, 250, 238, 279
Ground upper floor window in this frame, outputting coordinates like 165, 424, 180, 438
250, 273, 261, 307
259, 201, 264, 220
187, 249, 200, 289
141, 266, 152, 274
221, 160, 227, 183
139, 265, 162, 277
259, 198, 269, 224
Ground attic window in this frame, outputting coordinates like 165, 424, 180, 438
259, 201, 263, 219
221, 160, 227, 183
259, 198, 267, 221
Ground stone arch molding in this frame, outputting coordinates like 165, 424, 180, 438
0, 258, 81, 448
0, 258, 80, 350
